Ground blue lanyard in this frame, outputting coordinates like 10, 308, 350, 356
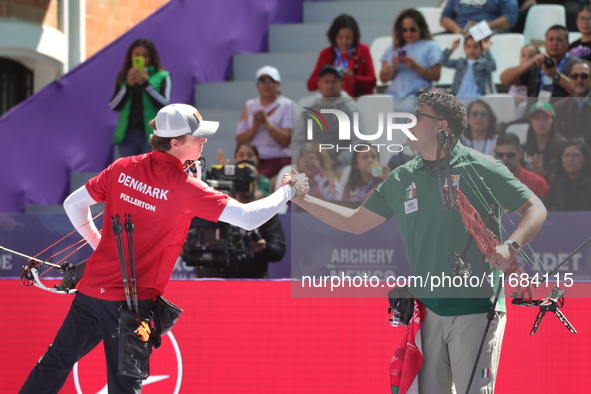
356, 178, 377, 201
334, 47, 353, 70
540, 55, 567, 91
469, 139, 487, 154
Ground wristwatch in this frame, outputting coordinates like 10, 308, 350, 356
505, 240, 521, 253
553, 73, 561, 83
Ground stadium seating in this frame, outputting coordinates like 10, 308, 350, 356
489, 33, 524, 85
522, 5, 566, 45
369, 36, 392, 87
417, 7, 445, 35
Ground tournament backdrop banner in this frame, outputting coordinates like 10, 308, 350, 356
2, 280, 590, 393
1, 212, 590, 283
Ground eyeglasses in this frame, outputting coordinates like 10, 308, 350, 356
495, 152, 517, 159
562, 153, 583, 160
413, 111, 443, 121
577, 17, 591, 23
257, 78, 277, 85
469, 111, 489, 118
570, 73, 590, 80
401, 27, 418, 33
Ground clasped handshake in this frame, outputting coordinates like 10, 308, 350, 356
280, 169, 310, 198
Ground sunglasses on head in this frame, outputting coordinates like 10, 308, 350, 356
495, 152, 517, 159
401, 27, 418, 33
570, 73, 590, 80
469, 111, 489, 118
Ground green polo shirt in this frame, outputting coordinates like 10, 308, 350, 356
363, 142, 532, 316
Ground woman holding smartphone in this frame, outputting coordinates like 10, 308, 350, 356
307, 14, 376, 97
109, 38, 171, 161
379, 9, 441, 101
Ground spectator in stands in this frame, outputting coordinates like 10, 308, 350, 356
509, 45, 540, 118
379, 9, 441, 100
494, 133, 550, 196
522, 101, 563, 179
461, 99, 500, 156
217, 142, 273, 198
232, 161, 286, 278
109, 38, 171, 161
342, 145, 389, 201
293, 65, 362, 169
543, 139, 591, 211
440, 0, 518, 34
568, 5, 591, 62
554, 60, 591, 144
236, 66, 293, 181
296, 142, 342, 200
440, 36, 496, 97
500, 25, 576, 99
307, 14, 376, 97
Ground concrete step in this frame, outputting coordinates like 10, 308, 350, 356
303, 0, 441, 24
269, 22, 391, 53
194, 80, 310, 110
233, 52, 318, 81
197, 109, 242, 168
70, 172, 99, 193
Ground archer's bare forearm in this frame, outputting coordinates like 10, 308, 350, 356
509, 195, 547, 247
294, 195, 359, 233
293, 195, 386, 234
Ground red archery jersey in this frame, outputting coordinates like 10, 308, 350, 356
81, 150, 229, 301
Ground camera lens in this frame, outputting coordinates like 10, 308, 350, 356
544, 57, 555, 68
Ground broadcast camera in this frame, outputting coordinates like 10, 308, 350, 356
181, 163, 261, 277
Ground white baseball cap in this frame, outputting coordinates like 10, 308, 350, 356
256, 65, 281, 82
154, 104, 219, 138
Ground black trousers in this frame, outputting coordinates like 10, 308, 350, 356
19, 292, 153, 394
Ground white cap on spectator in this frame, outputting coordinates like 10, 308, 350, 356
256, 65, 281, 82
154, 104, 219, 138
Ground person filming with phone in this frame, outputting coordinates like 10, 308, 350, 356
109, 38, 171, 161
379, 9, 442, 102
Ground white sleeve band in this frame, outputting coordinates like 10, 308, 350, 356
218, 184, 294, 230
63, 186, 101, 250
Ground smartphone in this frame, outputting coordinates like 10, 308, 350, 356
133, 56, 145, 70
398, 50, 406, 58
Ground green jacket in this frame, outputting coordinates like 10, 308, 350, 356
112, 67, 170, 144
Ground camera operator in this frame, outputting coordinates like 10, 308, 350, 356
235, 161, 286, 278
501, 25, 577, 102
187, 160, 287, 278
